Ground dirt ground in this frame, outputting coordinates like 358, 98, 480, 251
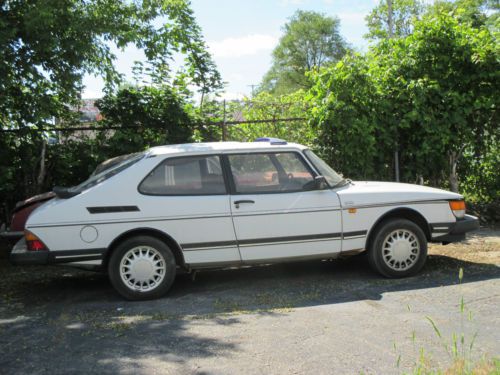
0, 229, 499, 374
428, 228, 500, 264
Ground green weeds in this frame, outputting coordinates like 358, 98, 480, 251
395, 268, 499, 375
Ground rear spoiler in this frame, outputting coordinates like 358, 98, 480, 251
13, 192, 56, 212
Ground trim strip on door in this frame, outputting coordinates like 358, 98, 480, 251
180, 230, 367, 251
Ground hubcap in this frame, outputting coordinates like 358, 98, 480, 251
382, 229, 420, 271
120, 246, 166, 292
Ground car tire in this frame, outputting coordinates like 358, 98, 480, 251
368, 218, 427, 278
108, 236, 176, 300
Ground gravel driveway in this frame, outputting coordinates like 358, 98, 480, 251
1, 230, 499, 374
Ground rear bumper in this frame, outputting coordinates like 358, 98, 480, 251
432, 214, 480, 243
10, 239, 49, 265
10, 239, 106, 266
0, 230, 24, 241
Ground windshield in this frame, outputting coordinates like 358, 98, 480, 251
303, 150, 344, 187
72, 152, 145, 192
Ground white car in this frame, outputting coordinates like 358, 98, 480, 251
11, 139, 479, 300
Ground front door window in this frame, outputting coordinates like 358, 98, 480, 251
228, 152, 314, 194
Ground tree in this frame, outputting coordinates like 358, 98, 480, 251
0, 0, 221, 131
260, 10, 348, 95
309, 13, 499, 194
0, 0, 223, 223
307, 54, 392, 179
0, 82, 197, 224
96, 85, 195, 155
228, 91, 314, 145
365, 0, 424, 41
366, 0, 499, 42
382, 14, 498, 191
426, 0, 498, 28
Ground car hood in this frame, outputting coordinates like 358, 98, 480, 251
336, 181, 462, 207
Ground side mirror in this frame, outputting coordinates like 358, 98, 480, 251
314, 176, 328, 190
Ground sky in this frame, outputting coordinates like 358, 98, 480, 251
82, 0, 378, 100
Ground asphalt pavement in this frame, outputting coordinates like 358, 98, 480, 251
0, 238, 499, 374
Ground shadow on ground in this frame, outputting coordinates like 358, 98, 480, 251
1, 252, 499, 312
0, 251, 499, 373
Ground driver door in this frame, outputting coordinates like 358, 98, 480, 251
226, 151, 342, 262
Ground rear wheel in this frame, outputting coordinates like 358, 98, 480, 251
108, 236, 176, 300
368, 218, 427, 278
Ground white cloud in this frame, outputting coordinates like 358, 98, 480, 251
208, 34, 278, 58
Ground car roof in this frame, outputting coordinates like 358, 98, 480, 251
147, 141, 307, 157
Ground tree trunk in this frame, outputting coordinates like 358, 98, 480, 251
36, 139, 47, 194
449, 150, 459, 193
199, 91, 205, 115
387, 0, 394, 38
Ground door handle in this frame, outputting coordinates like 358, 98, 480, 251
234, 200, 255, 208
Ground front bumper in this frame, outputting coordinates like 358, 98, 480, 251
9, 239, 49, 265
433, 214, 480, 243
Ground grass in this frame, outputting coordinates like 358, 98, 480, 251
395, 268, 499, 375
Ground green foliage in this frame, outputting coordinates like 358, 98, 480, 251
228, 91, 315, 146
96, 85, 195, 153
425, 0, 498, 29
0, 84, 196, 224
191, 96, 241, 142
365, 0, 425, 40
460, 142, 500, 203
365, 0, 498, 42
308, 54, 391, 179
0, 0, 221, 223
377, 12, 498, 186
0, 132, 59, 222
260, 10, 348, 95
0, 0, 221, 130
308, 12, 499, 196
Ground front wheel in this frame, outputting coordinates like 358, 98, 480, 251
108, 236, 176, 300
368, 218, 427, 278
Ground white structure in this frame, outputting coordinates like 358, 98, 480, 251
11, 139, 478, 300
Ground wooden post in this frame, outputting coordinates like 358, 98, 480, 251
395, 149, 399, 182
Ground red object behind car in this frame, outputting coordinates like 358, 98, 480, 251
0, 192, 55, 241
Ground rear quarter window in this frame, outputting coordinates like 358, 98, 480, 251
139, 155, 226, 195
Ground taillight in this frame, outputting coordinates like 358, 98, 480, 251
449, 200, 466, 219
25, 230, 48, 251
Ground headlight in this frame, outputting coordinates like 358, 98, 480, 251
449, 200, 466, 219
